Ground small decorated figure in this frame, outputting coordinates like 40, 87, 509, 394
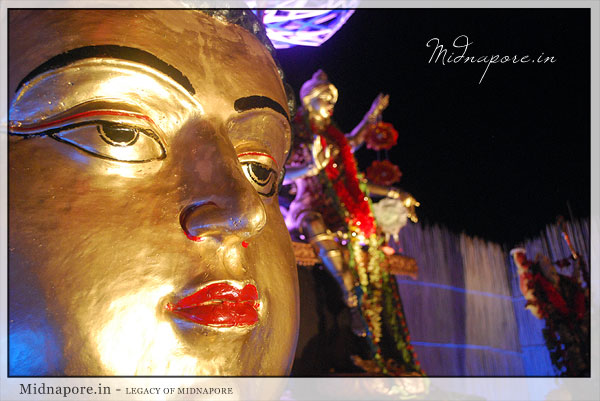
511, 247, 589, 376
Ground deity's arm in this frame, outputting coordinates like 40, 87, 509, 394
346, 93, 389, 151
367, 181, 420, 223
283, 164, 319, 184
282, 134, 332, 184
367, 181, 407, 200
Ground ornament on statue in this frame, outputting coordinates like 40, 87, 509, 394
365, 122, 399, 151
366, 160, 402, 186
371, 198, 409, 243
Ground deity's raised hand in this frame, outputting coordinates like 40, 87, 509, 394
367, 93, 390, 123
402, 194, 420, 223
386, 188, 420, 223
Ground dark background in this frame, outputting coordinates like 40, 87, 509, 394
276, 8, 591, 246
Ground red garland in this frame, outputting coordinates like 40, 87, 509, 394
323, 125, 376, 236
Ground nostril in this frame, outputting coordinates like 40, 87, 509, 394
179, 201, 218, 241
179, 191, 267, 243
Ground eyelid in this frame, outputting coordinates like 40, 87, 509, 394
237, 151, 279, 169
226, 109, 292, 162
229, 108, 291, 129
9, 109, 157, 136
9, 59, 204, 125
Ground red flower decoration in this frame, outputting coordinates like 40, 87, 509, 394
366, 122, 398, 150
366, 160, 402, 186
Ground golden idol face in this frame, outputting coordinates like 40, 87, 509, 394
8, 10, 299, 375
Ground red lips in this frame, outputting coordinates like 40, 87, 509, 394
166, 282, 259, 327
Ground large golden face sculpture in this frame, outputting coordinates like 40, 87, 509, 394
8, 10, 299, 375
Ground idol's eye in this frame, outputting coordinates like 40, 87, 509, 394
237, 151, 280, 197
9, 110, 166, 163
51, 121, 165, 162
240, 162, 278, 197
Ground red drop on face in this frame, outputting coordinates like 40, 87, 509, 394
184, 232, 204, 242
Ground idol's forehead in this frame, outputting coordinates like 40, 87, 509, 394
8, 9, 288, 119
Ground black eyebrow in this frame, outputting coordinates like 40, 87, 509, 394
234, 96, 290, 123
15, 45, 195, 95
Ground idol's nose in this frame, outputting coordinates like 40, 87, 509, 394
179, 195, 267, 243
175, 119, 267, 245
